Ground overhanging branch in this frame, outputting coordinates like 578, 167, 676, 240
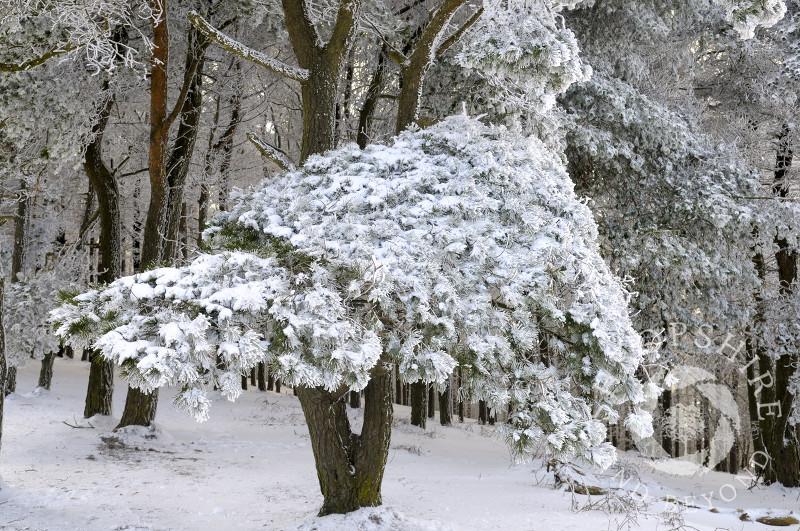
247, 132, 296, 172
189, 11, 309, 82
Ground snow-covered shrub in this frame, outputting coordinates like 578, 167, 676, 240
54, 115, 652, 468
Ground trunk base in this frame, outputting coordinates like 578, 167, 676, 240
297, 370, 393, 516
84, 352, 114, 417
116, 387, 158, 429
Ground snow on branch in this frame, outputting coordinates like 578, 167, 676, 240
188, 11, 309, 82
711, 0, 786, 39
247, 132, 296, 172
0, 43, 79, 72
55, 116, 653, 469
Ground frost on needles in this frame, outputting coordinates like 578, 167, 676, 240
53, 115, 654, 469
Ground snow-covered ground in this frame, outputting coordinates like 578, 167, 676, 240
1, 359, 798, 530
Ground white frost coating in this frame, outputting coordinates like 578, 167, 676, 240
207, 115, 650, 468
189, 11, 310, 81
4, 274, 64, 368
56, 115, 649, 468
711, 0, 786, 39
455, 3, 591, 112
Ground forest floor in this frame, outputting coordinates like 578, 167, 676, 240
1, 359, 798, 530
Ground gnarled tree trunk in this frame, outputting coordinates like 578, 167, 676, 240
296, 369, 392, 515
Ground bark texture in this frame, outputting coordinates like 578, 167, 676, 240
0, 279, 6, 455
410, 381, 427, 429
84, 351, 114, 417
296, 369, 393, 515
439, 385, 452, 426
37, 352, 55, 390
82, 79, 120, 417
117, 387, 159, 429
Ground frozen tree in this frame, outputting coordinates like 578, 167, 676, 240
54, 116, 654, 514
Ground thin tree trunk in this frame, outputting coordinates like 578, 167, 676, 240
12, 180, 29, 283
275, 378, 281, 394
163, 25, 208, 260
141, 0, 171, 270
257, 362, 266, 391
357, 45, 386, 149
394, 365, 402, 405
410, 381, 427, 428
242, 374, 248, 390
349, 390, 361, 409
439, 385, 452, 426
478, 400, 487, 425
458, 367, 464, 422
83, 77, 120, 418
268, 371, 275, 391
427, 385, 435, 418
250, 367, 256, 386
0, 279, 6, 457
770, 125, 800, 487
4, 367, 15, 396
37, 352, 55, 390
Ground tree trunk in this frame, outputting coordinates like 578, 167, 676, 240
4, 367, 16, 396
299, 60, 342, 162
12, 180, 30, 283
296, 369, 393, 515
268, 371, 275, 391
257, 362, 266, 391
479, 400, 487, 425
123, 2, 181, 425
357, 45, 386, 149
439, 386, 452, 426
770, 125, 800, 487
394, 365, 402, 405
37, 352, 55, 390
410, 381, 427, 428
250, 367, 256, 386
163, 25, 208, 261
659, 387, 674, 456
0, 279, 7, 457
84, 351, 113, 417
457, 367, 464, 422
349, 390, 361, 409
241, 374, 248, 390
427, 385, 435, 418
83, 78, 121, 417
275, 378, 281, 394
745, 125, 800, 487
140, 0, 171, 270
116, 387, 159, 429
395, 0, 472, 134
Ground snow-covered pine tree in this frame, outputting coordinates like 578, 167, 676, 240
54, 115, 656, 514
